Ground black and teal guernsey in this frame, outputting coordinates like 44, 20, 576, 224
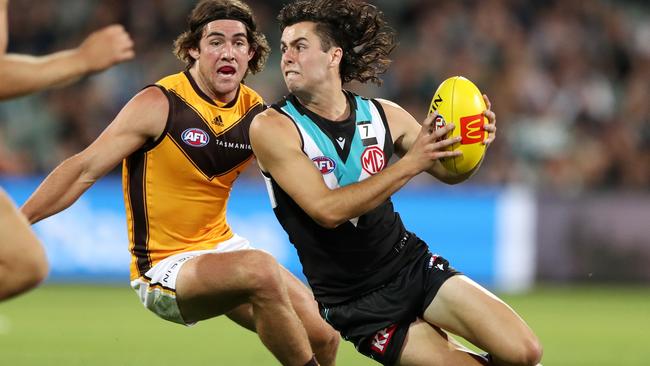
263, 91, 418, 305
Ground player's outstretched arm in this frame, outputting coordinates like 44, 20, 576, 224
251, 108, 459, 229
21, 87, 167, 224
0, 24, 134, 100
0, 0, 8, 54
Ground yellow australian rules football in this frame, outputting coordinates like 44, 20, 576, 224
428, 76, 487, 175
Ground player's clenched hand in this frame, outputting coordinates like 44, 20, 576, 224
77, 25, 135, 72
482, 94, 496, 146
402, 113, 462, 173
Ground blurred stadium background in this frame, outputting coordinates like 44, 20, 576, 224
1, 0, 649, 365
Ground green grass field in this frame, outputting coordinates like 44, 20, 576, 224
0, 285, 648, 365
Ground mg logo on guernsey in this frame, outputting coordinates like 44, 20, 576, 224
312, 156, 336, 174
361, 146, 385, 175
181, 128, 210, 147
370, 324, 397, 355
459, 113, 485, 144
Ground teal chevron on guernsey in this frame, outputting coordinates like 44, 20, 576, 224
279, 94, 386, 188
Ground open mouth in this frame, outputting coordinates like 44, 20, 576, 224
217, 66, 236, 75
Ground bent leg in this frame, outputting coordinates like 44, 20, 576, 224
424, 275, 542, 366
175, 249, 314, 366
397, 319, 488, 366
282, 267, 339, 366
225, 268, 340, 366
0, 189, 48, 301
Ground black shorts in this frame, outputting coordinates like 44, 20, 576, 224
318, 234, 460, 365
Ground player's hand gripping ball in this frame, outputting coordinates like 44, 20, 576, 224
428, 76, 487, 174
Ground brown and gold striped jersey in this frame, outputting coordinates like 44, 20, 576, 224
123, 71, 264, 280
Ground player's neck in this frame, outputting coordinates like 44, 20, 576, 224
188, 66, 237, 106
295, 85, 348, 122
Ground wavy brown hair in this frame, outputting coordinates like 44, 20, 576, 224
278, 0, 396, 85
173, 0, 270, 75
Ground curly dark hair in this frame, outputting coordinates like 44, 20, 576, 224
173, 0, 270, 75
278, 0, 396, 85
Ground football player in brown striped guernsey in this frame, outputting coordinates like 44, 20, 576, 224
21, 1, 337, 365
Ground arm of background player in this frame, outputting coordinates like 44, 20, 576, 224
21, 87, 168, 224
381, 95, 496, 184
250, 108, 460, 229
0, 24, 134, 100
0, 0, 8, 53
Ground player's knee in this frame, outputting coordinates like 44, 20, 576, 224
16, 246, 49, 291
0, 248, 48, 300
311, 327, 339, 365
243, 250, 285, 297
0, 191, 49, 292
524, 337, 543, 366
509, 335, 543, 366
25, 248, 49, 286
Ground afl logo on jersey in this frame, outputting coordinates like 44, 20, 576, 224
361, 146, 385, 175
312, 156, 336, 174
181, 128, 210, 147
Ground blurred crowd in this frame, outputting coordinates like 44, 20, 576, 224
0, 0, 648, 192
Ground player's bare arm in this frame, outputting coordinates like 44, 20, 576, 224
0, 24, 134, 100
0, 0, 8, 54
380, 95, 496, 184
21, 86, 168, 224
251, 108, 458, 229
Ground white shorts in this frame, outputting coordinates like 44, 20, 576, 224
130, 234, 253, 325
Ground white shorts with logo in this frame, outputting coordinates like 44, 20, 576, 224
130, 234, 253, 325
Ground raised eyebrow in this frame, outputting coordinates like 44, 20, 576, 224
205, 31, 248, 39
205, 31, 225, 39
